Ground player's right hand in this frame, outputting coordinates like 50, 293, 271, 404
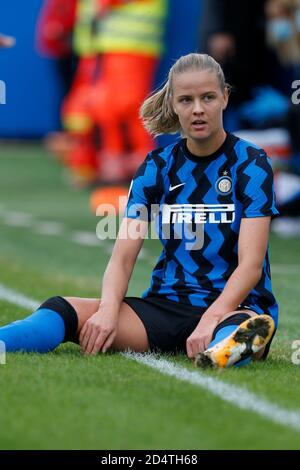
79, 308, 118, 355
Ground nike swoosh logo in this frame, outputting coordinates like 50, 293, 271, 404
169, 183, 185, 191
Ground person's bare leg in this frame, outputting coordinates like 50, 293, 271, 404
64, 297, 149, 352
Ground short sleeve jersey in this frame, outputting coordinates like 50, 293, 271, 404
125, 133, 279, 325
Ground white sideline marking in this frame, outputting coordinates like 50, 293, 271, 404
124, 352, 300, 433
272, 265, 300, 275
34, 222, 65, 236
3, 212, 33, 227
1, 209, 300, 269
0, 210, 32, 219
0, 284, 39, 310
2, 208, 300, 269
1, 282, 300, 433
104, 242, 114, 256
70, 231, 102, 247
137, 248, 147, 260
0, 210, 154, 262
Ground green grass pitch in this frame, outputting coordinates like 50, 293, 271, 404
0, 143, 300, 450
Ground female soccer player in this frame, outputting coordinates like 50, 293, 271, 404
0, 53, 278, 368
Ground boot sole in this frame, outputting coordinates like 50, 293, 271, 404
195, 315, 275, 368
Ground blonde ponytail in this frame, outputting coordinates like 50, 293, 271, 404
140, 53, 228, 136
140, 81, 180, 136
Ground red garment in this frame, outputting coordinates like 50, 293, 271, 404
60, 57, 99, 176
36, 0, 77, 57
61, 53, 156, 181
58, 0, 160, 182
89, 53, 156, 178
61, 56, 99, 121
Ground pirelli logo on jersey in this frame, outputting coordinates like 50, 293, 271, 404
161, 204, 235, 224
160, 204, 236, 250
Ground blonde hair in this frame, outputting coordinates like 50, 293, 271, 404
140, 53, 228, 136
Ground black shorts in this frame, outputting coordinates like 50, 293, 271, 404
123, 296, 259, 355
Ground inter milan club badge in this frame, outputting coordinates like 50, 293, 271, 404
215, 173, 232, 195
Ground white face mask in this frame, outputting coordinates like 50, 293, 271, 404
268, 18, 293, 41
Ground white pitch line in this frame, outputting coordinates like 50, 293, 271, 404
124, 352, 300, 433
1, 282, 300, 433
2, 212, 33, 227
137, 249, 148, 260
0, 209, 299, 268
1, 209, 296, 270
272, 265, 300, 275
70, 231, 103, 247
0, 210, 33, 219
0, 284, 39, 311
138, 248, 153, 261
0, 211, 110, 253
33, 221, 65, 236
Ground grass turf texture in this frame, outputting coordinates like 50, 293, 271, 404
0, 143, 300, 450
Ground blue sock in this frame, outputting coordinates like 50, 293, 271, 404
0, 296, 78, 353
209, 317, 252, 367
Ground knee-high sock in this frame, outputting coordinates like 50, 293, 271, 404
0, 296, 78, 353
209, 313, 252, 367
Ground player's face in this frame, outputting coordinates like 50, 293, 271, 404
172, 69, 228, 145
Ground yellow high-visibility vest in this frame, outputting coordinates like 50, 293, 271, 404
94, 0, 167, 57
73, 0, 98, 56
74, 0, 167, 57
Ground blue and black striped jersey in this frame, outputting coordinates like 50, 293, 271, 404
125, 133, 279, 325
